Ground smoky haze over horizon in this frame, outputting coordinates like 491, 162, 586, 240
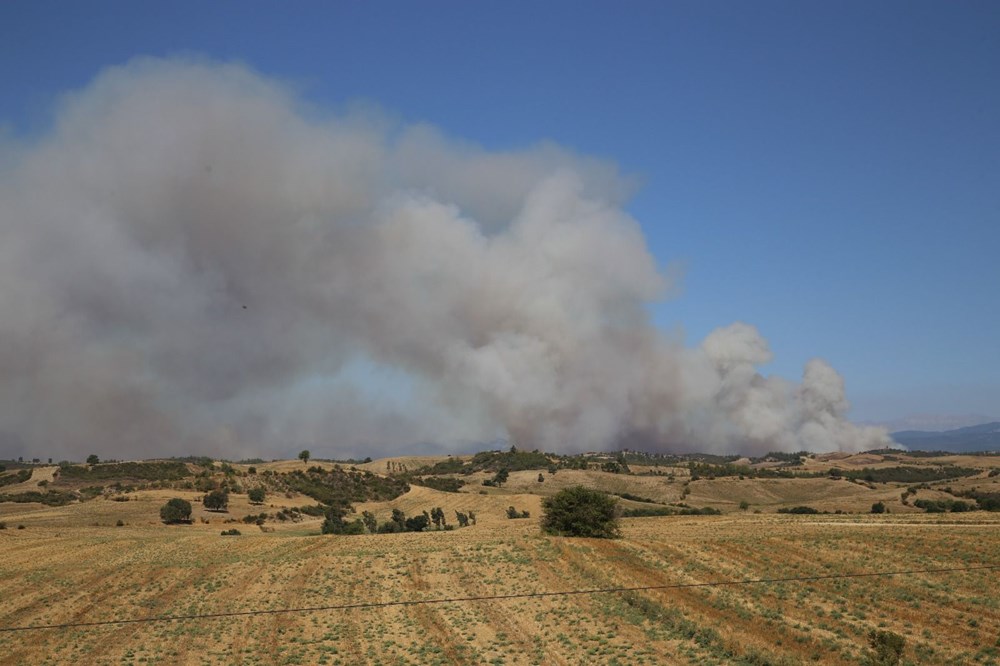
0, 58, 891, 461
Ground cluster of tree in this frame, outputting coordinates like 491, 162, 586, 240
481, 469, 509, 487
912, 498, 976, 513
410, 476, 465, 493
688, 462, 803, 480
322, 505, 473, 535
838, 466, 980, 484
948, 489, 1000, 511
59, 461, 191, 482
601, 460, 627, 474
242, 512, 269, 525
0, 469, 32, 487
0, 491, 77, 506
279, 466, 408, 506
777, 506, 820, 514
749, 451, 810, 465
411, 448, 552, 477
506, 506, 530, 519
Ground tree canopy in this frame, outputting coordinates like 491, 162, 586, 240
541, 486, 621, 538
160, 498, 192, 524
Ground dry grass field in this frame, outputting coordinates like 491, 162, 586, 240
1, 453, 999, 665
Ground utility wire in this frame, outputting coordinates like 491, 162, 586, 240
1, 563, 996, 633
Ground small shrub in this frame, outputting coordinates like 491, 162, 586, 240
871, 501, 886, 514
116, 519, 124, 527
864, 628, 905, 665
221, 528, 242, 536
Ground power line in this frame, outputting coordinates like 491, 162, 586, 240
1, 563, 996, 634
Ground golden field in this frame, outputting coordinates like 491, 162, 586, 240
1, 452, 999, 665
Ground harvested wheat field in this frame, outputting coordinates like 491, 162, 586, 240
2, 497, 998, 666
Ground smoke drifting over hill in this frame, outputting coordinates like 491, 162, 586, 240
0, 58, 891, 460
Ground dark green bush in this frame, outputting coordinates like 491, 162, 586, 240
541, 486, 621, 538
160, 498, 192, 524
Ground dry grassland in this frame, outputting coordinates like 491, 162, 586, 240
2, 486, 998, 666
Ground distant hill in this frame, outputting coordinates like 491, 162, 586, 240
891, 421, 1000, 452
866, 413, 999, 432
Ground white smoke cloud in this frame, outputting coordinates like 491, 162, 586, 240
0, 57, 891, 460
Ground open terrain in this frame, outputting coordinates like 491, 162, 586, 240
1, 450, 998, 665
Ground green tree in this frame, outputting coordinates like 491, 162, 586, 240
160, 498, 192, 524
361, 510, 378, 533
203, 489, 229, 511
871, 501, 886, 514
493, 468, 509, 487
541, 486, 621, 538
298, 450, 310, 465
248, 487, 265, 505
430, 507, 446, 528
739, 500, 750, 511
537, 473, 545, 483
86, 454, 100, 465
322, 504, 364, 534
455, 511, 469, 527
405, 514, 429, 532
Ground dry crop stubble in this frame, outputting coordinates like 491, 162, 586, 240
2, 452, 1000, 664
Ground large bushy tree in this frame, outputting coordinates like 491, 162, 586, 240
160, 498, 192, 524
541, 486, 620, 538
203, 489, 229, 511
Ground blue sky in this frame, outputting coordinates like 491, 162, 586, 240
2, 0, 998, 423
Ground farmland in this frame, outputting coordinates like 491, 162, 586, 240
1, 451, 999, 665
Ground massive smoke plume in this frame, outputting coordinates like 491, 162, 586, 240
0, 58, 891, 460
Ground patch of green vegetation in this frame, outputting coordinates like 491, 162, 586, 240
281, 466, 408, 505
913, 499, 977, 513
411, 476, 465, 492
622, 506, 721, 517
0, 469, 32, 487
842, 466, 980, 483
59, 461, 191, 481
0, 490, 78, 506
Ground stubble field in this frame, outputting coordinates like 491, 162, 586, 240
1, 492, 998, 666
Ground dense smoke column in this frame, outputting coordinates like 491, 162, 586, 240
0, 58, 890, 460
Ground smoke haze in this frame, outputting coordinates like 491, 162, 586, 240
0, 58, 891, 460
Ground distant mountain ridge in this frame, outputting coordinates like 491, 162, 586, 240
891, 421, 1000, 452
865, 413, 999, 433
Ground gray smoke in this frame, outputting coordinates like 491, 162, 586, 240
0, 57, 891, 460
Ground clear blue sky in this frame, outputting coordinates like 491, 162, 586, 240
2, 0, 998, 422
